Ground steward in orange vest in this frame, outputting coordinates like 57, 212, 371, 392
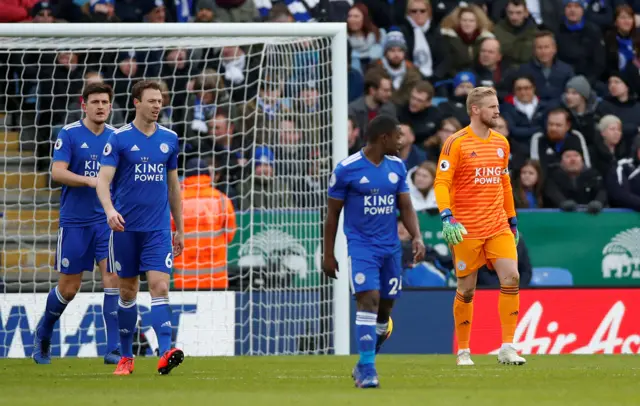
171, 158, 236, 290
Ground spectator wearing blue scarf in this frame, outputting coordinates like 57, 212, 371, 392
556, 0, 605, 85
604, 4, 640, 81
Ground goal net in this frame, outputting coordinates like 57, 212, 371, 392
0, 24, 349, 358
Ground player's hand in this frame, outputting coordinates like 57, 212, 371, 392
173, 231, 185, 257
508, 217, 519, 246
412, 237, 426, 264
106, 209, 125, 232
322, 255, 339, 279
440, 209, 467, 245
85, 177, 98, 188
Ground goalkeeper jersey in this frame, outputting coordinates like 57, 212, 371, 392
100, 122, 179, 232
328, 150, 409, 254
434, 127, 513, 239
52, 120, 116, 227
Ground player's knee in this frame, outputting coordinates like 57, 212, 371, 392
356, 291, 379, 313
149, 279, 169, 298
500, 270, 520, 287
57, 285, 78, 302
102, 271, 119, 289
458, 286, 476, 299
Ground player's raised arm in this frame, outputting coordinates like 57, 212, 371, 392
51, 130, 97, 188
167, 169, 184, 257
434, 135, 467, 245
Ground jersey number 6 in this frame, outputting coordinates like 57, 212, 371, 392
165, 252, 173, 269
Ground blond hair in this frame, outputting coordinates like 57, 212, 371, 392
439, 4, 494, 32
466, 86, 497, 115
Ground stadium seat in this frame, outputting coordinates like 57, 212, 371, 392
530, 267, 574, 287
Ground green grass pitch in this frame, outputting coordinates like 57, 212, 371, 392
1, 355, 637, 405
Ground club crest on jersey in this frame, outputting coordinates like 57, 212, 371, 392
388, 172, 399, 184
160, 143, 169, 154
457, 260, 466, 271
54, 138, 63, 150
61, 258, 70, 268
439, 159, 450, 171
354, 272, 366, 284
329, 173, 336, 187
497, 148, 504, 158
103, 143, 112, 156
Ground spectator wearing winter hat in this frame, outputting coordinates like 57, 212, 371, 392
596, 71, 640, 147
559, 75, 600, 143
556, 0, 606, 86
604, 5, 640, 80
502, 74, 551, 144
530, 107, 591, 173
590, 115, 627, 177
239, 145, 293, 210
544, 143, 606, 213
195, 0, 216, 22
399, 0, 450, 83
367, 30, 422, 105
606, 135, 640, 211
440, 5, 495, 77
517, 30, 575, 103
438, 71, 476, 127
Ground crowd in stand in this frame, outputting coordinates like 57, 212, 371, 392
2, 0, 640, 214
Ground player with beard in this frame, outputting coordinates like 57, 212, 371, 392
433, 87, 526, 366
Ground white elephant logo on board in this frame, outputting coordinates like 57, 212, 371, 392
602, 228, 640, 279
238, 229, 309, 285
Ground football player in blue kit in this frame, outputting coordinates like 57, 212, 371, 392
33, 83, 121, 365
323, 115, 426, 388
97, 80, 185, 376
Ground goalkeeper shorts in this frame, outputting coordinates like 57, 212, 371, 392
108, 230, 173, 277
55, 223, 111, 274
451, 229, 517, 277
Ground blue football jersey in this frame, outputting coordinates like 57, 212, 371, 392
53, 120, 116, 227
100, 123, 179, 232
328, 150, 409, 252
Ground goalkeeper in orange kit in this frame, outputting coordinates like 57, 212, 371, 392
434, 87, 526, 366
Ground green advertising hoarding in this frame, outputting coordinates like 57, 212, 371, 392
226, 210, 640, 287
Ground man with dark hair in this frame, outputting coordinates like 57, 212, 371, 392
348, 70, 395, 138
530, 107, 591, 172
33, 82, 121, 366
323, 115, 425, 388
517, 30, 575, 102
492, 0, 538, 67
97, 79, 185, 376
396, 80, 444, 147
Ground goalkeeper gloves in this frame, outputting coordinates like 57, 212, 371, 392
440, 209, 467, 245
509, 216, 519, 246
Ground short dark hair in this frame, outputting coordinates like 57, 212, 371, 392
82, 82, 113, 103
548, 107, 572, 124
348, 115, 359, 130
535, 30, 555, 41
507, 0, 527, 7
364, 69, 391, 94
131, 80, 162, 102
412, 80, 435, 99
366, 115, 400, 141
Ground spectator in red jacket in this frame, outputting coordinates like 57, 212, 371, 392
0, 0, 41, 22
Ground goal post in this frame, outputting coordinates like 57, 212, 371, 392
0, 23, 350, 357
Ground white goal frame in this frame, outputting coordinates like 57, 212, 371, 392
0, 22, 351, 356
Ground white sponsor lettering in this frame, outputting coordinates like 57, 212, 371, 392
474, 166, 504, 185
134, 163, 165, 182
84, 160, 101, 177
363, 194, 395, 215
